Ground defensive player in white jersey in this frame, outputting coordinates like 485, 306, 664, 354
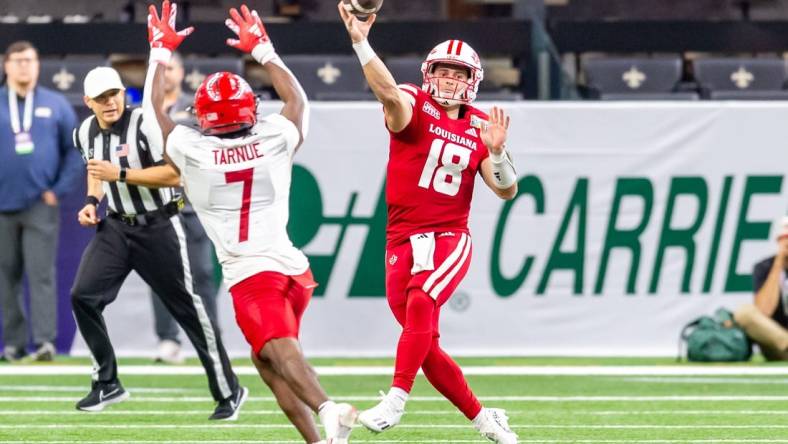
134, 2, 357, 443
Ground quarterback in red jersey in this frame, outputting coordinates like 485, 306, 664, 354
339, 3, 519, 444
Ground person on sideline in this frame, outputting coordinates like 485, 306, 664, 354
735, 216, 788, 361
0, 40, 82, 362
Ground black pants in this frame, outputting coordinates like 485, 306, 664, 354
70, 215, 239, 401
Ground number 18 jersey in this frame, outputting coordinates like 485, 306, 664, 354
386, 84, 490, 247
167, 113, 309, 288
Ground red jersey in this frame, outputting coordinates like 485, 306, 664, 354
385, 83, 490, 246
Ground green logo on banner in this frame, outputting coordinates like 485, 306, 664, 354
288, 166, 784, 298
490, 174, 784, 297
288, 165, 388, 297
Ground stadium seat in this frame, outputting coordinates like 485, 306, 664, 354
693, 57, 788, 99
39, 56, 110, 110
476, 90, 525, 101
181, 57, 244, 94
584, 56, 697, 100
281, 55, 368, 100
386, 56, 425, 87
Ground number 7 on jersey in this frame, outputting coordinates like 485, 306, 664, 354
224, 168, 254, 243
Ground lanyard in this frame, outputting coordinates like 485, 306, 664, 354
8, 87, 34, 134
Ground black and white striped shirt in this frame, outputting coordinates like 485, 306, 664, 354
74, 107, 175, 216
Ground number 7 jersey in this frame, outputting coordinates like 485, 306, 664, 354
386, 83, 490, 247
166, 113, 309, 288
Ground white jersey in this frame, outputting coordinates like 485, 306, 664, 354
167, 113, 309, 288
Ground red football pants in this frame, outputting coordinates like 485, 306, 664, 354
385, 232, 482, 420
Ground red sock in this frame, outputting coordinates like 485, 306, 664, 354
391, 290, 435, 392
422, 339, 482, 420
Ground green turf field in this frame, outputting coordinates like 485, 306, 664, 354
1, 357, 787, 443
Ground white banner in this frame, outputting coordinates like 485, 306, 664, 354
71, 102, 788, 357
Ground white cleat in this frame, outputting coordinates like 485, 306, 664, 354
358, 394, 404, 433
322, 402, 358, 443
474, 408, 518, 444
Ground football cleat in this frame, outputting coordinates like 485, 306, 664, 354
473, 408, 518, 444
358, 392, 404, 433
321, 402, 358, 443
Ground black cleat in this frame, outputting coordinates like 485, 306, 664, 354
209, 386, 248, 421
76, 380, 130, 412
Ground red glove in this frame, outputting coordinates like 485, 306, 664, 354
148, 0, 194, 56
225, 4, 271, 54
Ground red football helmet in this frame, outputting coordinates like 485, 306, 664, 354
193, 72, 257, 136
421, 40, 484, 106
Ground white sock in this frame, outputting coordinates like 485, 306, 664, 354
387, 387, 409, 410
317, 400, 336, 424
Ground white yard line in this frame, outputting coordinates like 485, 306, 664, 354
590, 409, 788, 415
0, 385, 197, 393
5, 395, 788, 402
620, 376, 788, 384
2, 365, 788, 376
2, 424, 788, 430
3, 441, 788, 444
3, 409, 788, 416
0, 409, 465, 415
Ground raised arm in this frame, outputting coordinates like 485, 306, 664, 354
479, 107, 518, 200
225, 5, 309, 146
145, 0, 193, 149
338, 2, 413, 133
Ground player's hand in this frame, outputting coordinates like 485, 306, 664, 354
148, 0, 194, 53
41, 190, 58, 207
225, 4, 270, 53
87, 159, 121, 182
78, 204, 100, 227
338, 1, 376, 44
481, 106, 510, 155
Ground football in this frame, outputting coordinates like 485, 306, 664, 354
342, 0, 384, 18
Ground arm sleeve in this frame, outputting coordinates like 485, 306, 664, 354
51, 99, 84, 199
140, 62, 166, 163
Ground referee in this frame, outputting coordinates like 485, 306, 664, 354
70, 66, 247, 420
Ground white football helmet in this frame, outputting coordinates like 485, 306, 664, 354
421, 39, 484, 107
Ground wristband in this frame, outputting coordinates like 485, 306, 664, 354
251, 42, 277, 65
352, 39, 376, 66
149, 47, 173, 65
85, 195, 100, 207
489, 147, 507, 163
489, 148, 517, 189
118, 167, 127, 183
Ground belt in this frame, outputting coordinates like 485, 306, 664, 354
108, 199, 184, 227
